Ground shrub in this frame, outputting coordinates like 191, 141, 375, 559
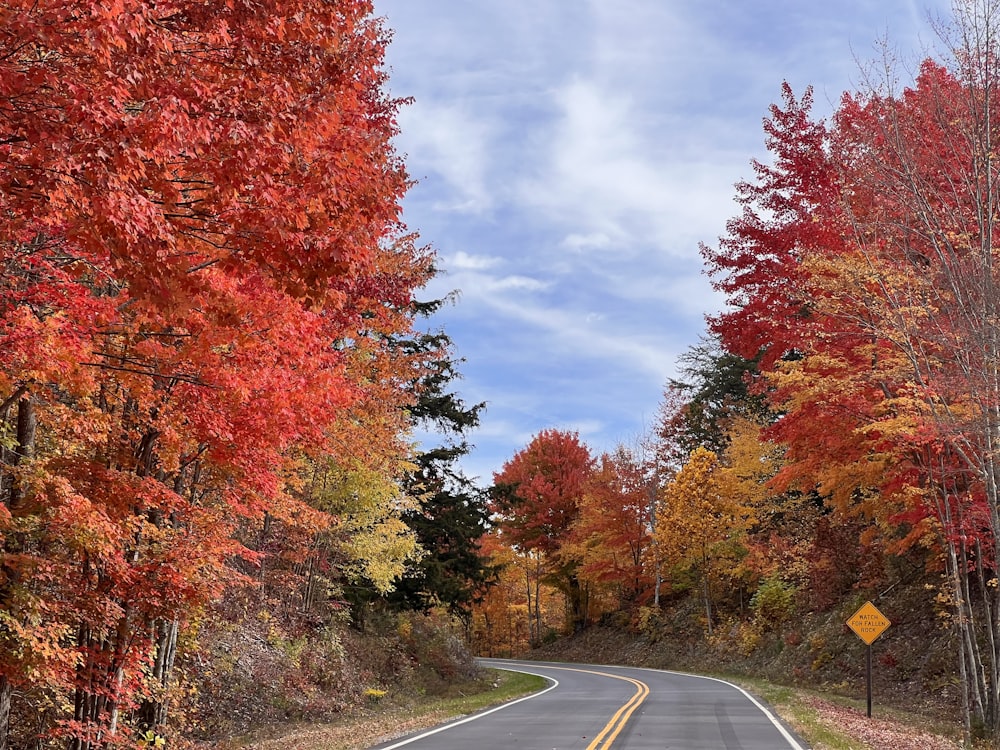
750, 576, 796, 623
633, 606, 663, 638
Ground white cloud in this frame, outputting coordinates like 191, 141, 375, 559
396, 101, 495, 214
472, 415, 541, 445
600, 264, 726, 320
477, 294, 680, 381
516, 76, 753, 263
487, 275, 550, 293
434, 268, 550, 301
563, 418, 606, 438
448, 251, 502, 271
562, 232, 617, 251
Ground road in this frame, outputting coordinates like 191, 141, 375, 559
368, 659, 808, 749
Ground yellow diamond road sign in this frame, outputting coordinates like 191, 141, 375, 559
848, 601, 890, 645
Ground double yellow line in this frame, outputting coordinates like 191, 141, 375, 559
582, 668, 650, 749
519, 664, 650, 750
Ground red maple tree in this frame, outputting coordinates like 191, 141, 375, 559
0, 1, 434, 747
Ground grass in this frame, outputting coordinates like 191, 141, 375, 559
729, 674, 969, 750
415, 669, 548, 716
739, 680, 861, 750
227, 669, 549, 750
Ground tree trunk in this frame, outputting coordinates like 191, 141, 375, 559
566, 574, 587, 633
0, 674, 12, 750
0, 397, 35, 750
648, 483, 662, 607
702, 546, 713, 636
524, 567, 534, 646
533, 556, 542, 644
138, 619, 179, 732
9, 395, 36, 510
949, 549, 979, 742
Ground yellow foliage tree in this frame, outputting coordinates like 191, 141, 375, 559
310, 459, 422, 598
655, 447, 754, 635
470, 534, 563, 656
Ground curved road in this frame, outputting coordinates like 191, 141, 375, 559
369, 659, 808, 749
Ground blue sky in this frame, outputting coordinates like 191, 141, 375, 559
372, 1, 948, 486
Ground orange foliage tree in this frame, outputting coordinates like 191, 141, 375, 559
567, 446, 655, 613
491, 429, 594, 635
470, 534, 563, 656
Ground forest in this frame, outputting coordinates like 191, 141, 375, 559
7, 0, 1000, 749
0, 1, 490, 747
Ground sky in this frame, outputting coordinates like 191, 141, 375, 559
371, 0, 951, 486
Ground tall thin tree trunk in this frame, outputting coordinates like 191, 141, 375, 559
138, 619, 179, 732
524, 567, 534, 646
648, 483, 662, 607
9, 395, 36, 509
702, 545, 713, 636
956, 608, 973, 749
948, 541, 985, 734
0, 397, 36, 750
534, 558, 542, 643
0, 675, 12, 750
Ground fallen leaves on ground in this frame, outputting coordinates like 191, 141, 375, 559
800, 696, 962, 750
239, 708, 454, 750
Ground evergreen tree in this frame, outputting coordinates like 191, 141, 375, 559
392, 318, 494, 617
669, 334, 768, 454
343, 295, 494, 620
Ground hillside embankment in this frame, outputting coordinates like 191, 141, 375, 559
526, 584, 970, 749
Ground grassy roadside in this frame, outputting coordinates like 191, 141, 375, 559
225, 669, 548, 750
230, 668, 969, 750
730, 676, 968, 750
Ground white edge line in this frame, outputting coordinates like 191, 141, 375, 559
372, 667, 558, 750
729, 682, 808, 750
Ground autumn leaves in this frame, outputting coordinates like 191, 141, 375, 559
0, 1, 443, 747
702, 17, 1000, 740
476, 404, 788, 654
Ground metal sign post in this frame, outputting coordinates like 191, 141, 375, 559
866, 643, 872, 718
847, 601, 891, 718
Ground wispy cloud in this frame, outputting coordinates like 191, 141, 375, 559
396, 102, 495, 214
448, 251, 502, 271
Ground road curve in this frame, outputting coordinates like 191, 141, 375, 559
368, 658, 808, 750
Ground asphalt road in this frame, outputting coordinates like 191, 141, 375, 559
368, 659, 808, 749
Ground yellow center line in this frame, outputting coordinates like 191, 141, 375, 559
582, 671, 649, 750
504, 664, 650, 750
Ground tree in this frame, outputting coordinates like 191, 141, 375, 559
491, 429, 594, 634
702, 1, 1000, 738
669, 335, 768, 455
470, 533, 562, 656
389, 322, 494, 619
0, 1, 430, 746
392, 460, 494, 619
655, 447, 754, 635
566, 446, 654, 611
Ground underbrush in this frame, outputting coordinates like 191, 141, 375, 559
174, 607, 480, 746
224, 669, 548, 750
